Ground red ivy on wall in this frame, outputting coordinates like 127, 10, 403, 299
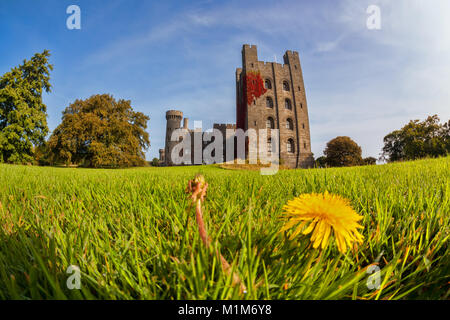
245, 71, 267, 106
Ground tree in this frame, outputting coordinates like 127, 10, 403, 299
151, 158, 160, 167
324, 136, 363, 167
381, 115, 450, 162
0, 50, 52, 163
315, 156, 327, 168
48, 94, 150, 168
33, 142, 51, 166
363, 157, 377, 165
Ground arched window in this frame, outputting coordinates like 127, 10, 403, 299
266, 97, 274, 108
285, 98, 292, 110
266, 117, 275, 129
286, 118, 294, 130
265, 79, 272, 89
287, 139, 295, 153
283, 81, 290, 91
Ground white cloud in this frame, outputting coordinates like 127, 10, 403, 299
315, 34, 346, 53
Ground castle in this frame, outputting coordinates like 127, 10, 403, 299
159, 44, 314, 169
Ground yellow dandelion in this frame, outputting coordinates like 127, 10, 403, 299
281, 191, 364, 253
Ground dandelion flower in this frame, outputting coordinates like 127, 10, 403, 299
281, 191, 364, 253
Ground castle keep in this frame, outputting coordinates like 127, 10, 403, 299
160, 44, 314, 169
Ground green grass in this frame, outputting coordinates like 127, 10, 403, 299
0, 157, 448, 300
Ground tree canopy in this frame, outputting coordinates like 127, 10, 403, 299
314, 156, 327, 168
151, 158, 160, 167
48, 94, 150, 168
363, 157, 377, 166
324, 136, 363, 167
0, 50, 52, 163
382, 115, 450, 162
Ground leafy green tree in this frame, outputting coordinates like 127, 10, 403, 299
48, 94, 150, 168
315, 156, 327, 168
363, 157, 377, 165
324, 136, 363, 167
33, 142, 51, 166
0, 51, 52, 163
151, 158, 160, 167
382, 115, 449, 162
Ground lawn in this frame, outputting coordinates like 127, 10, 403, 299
0, 157, 448, 299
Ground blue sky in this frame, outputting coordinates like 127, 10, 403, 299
1, 0, 449, 160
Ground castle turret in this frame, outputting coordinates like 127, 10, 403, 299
242, 44, 258, 71
165, 110, 183, 165
159, 149, 165, 164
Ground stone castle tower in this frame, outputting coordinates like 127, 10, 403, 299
236, 44, 314, 168
160, 44, 314, 169
164, 110, 186, 166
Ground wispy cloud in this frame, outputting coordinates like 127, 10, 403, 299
315, 34, 347, 53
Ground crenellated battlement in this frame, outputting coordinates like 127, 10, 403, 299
213, 123, 236, 130
166, 110, 183, 120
